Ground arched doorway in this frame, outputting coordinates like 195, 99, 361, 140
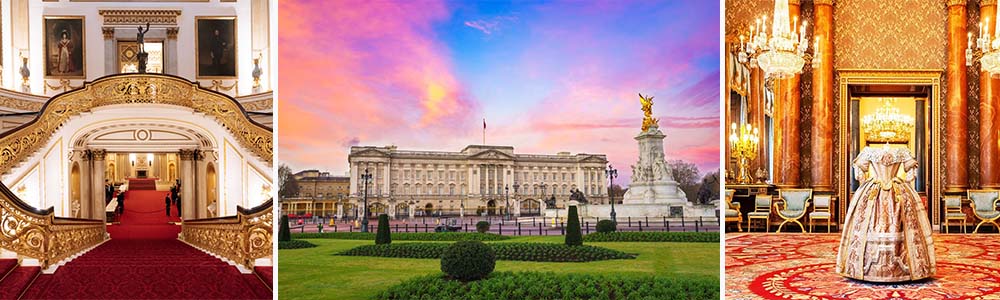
369, 202, 387, 217
424, 203, 434, 216
70, 163, 81, 218
486, 200, 497, 216
206, 163, 218, 217
521, 199, 540, 216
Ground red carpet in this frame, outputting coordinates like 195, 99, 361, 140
727, 233, 1000, 299
127, 178, 157, 191
21, 187, 271, 299
0, 259, 38, 299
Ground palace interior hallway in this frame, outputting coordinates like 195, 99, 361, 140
0, 180, 272, 299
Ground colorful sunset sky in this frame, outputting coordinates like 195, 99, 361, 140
279, 0, 720, 184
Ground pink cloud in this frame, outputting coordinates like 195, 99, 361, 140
279, 0, 480, 171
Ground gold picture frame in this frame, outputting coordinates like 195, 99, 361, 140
43, 16, 86, 79
195, 16, 237, 79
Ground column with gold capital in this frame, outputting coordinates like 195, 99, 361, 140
982, 0, 1000, 188
811, 0, 834, 192
774, 0, 802, 188
946, 0, 969, 192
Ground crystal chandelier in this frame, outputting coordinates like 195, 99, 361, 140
729, 122, 759, 184
968, 15, 1000, 75
736, 0, 817, 79
861, 99, 914, 143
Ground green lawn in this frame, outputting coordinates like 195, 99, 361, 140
278, 236, 719, 300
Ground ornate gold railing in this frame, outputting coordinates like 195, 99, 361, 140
0, 187, 106, 269
180, 199, 272, 269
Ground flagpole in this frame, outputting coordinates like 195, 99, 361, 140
483, 118, 486, 145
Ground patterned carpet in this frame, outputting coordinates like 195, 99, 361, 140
726, 233, 1000, 299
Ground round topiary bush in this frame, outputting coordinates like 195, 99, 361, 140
279, 215, 291, 242
375, 214, 391, 245
596, 220, 617, 233
565, 206, 582, 246
476, 221, 490, 233
440, 240, 495, 281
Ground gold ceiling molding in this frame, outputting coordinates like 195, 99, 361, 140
946, 0, 967, 7
99, 9, 182, 26
983, 0, 998, 7
814, 0, 834, 6
0, 74, 272, 178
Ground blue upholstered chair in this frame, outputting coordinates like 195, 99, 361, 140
809, 195, 833, 233
968, 190, 1000, 234
942, 195, 966, 234
747, 194, 772, 232
775, 189, 812, 233
724, 189, 742, 232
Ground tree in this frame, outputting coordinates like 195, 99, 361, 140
278, 164, 300, 199
375, 214, 391, 244
668, 160, 701, 203
696, 169, 721, 205
608, 184, 626, 204
565, 206, 582, 246
278, 215, 291, 242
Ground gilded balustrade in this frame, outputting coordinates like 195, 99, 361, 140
180, 199, 272, 269
0, 187, 106, 269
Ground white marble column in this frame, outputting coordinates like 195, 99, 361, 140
195, 150, 211, 218
349, 162, 358, 196
165, 28, 179, 75
90, 149, 106, 220
103, 27, 116, 76
77, 151, 92, 219
179, 149, 196, 219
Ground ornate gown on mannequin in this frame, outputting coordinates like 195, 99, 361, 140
835, 147, 935, 282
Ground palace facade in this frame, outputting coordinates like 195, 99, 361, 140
347, 145, 609, 218
279, 170, 349, 216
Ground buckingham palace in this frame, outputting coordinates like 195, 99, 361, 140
346, 145, 609, 218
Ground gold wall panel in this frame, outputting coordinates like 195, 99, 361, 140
833, 0, 947, 70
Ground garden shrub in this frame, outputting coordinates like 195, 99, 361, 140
338, 242, 635, 262
595, 219, 616, 233
292, 232, 511, 241
583, 231, 718, 243
440, 240, 495, 281
476, 221, 490, 233
375, 272, 719, 300
375, 214, 391, 245
279, 215, 291, 242
565, 206, 582, 246
278, 239, 317, 249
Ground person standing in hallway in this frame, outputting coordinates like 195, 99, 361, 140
105, 180, 113, 204
165, 196, 172, 216
117, 191, 125, 215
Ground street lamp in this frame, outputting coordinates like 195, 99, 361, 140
360, 168, 373, 233
504, 184, 510, 221
606, 165, 618, 224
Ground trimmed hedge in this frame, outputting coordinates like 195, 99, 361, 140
565, 206, 582, 246
583, 232, 719, 243
278, 239, 317, 249
476, 221, 490, 233
375, 271, 719, 300
440, 241, 495, 281
375, 214, 391, 245
292, 232, 511, 241
278, 215, 291, 242
596, 219, 616, 233
338, 242, 636, 262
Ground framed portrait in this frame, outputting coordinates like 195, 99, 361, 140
196, 16, 237, 78
44, 16, 85, 78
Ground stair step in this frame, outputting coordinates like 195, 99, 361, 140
254, 266, 272, 289
0, 259, 17, 281
0, 266, 40, 299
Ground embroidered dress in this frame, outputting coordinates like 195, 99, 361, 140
835, 147, 935, 282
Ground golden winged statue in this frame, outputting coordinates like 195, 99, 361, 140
639, 93, 659, 131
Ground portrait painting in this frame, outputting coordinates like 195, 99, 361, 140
44, 16, 85, 78
196, 17, 237, 78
